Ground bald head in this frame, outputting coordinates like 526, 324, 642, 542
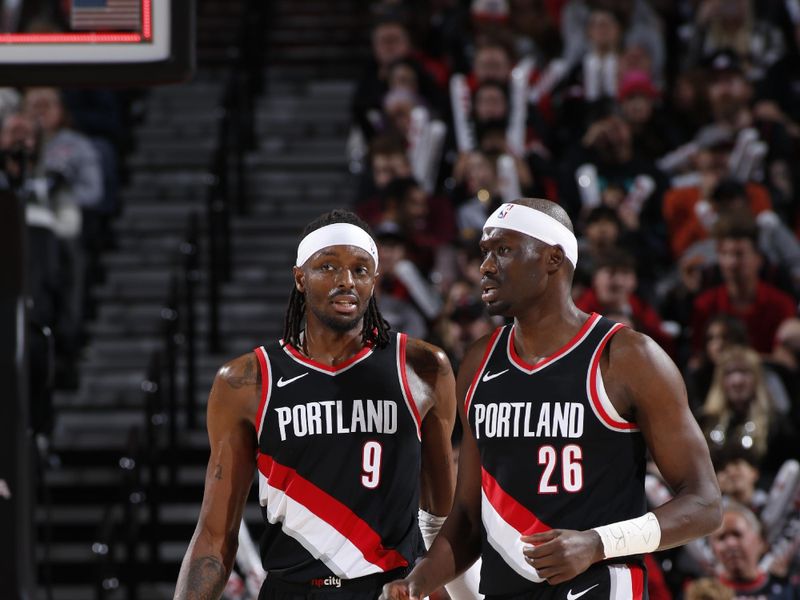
511, 198, 574, 234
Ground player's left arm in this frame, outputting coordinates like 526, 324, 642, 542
607, 329, 721, 547
394, 336, 483, 600
522, 329, 721, 585
405, 337, 457, 516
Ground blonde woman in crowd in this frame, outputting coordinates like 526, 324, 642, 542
700, 345, 794, 473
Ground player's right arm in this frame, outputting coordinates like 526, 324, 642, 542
382, 335, 490, 600
174, 353, 261, 600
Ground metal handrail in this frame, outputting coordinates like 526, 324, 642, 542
92, 425, 145, 600
204, 0, 267, 351
182, 213, 200, 429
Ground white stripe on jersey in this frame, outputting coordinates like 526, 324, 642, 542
480, 489, 545, 583
261, 477, 384, 579
608, 564, 634, 599
595, 368, 629, 425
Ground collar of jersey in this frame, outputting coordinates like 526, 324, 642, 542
506, 312, 601, 374
281, 339, 375, 375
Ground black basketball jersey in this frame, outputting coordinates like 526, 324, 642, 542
466, 313, 648, 595
253, 333, 424, 583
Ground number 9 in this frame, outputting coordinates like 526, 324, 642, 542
361, 441, 382, 489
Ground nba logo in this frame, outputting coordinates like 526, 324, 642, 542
497, 205, 513, 219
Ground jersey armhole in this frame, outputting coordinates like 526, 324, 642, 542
254, 346, 272, 437
397, 333, 423, 440
464, 326, 505, 415
586, 324, 640, 432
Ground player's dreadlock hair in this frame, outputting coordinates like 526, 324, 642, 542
283, 209, 392, 350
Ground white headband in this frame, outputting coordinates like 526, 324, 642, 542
483, 203, 578, 267
296, 223, 379, 269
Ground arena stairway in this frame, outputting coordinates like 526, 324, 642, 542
36, 1, 367, 599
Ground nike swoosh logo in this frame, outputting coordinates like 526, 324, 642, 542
276, 373, 309, 388
566, 583, 599, 600
482, 369, 509, 382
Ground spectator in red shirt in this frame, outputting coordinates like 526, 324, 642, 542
691, 214, 797, 356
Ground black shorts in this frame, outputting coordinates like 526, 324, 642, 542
259, 568, 409, 600
485, 563, 647, 600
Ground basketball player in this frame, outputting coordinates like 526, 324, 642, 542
382, 199, 722, 599
174, 210, 480, 600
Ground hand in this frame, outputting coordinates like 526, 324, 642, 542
753, 100, 785, 124
581, 121, 609, 149
617, 204, 640, 231
521, 529, 604, 585
381, 578, 424, 600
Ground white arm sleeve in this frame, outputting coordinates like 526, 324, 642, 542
419, 509, 483, 600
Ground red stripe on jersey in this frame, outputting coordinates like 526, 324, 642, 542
398, 333, 422, 437
282, 340, 374, 374
464, 327, 504, 414
481, 467, 551, 535
257, 454, 409, 572
630, 564, 645, 600
588, 323, 637, 430
254, 347, 271, 436
257, 451, 273, 476
508, 312, 600, 373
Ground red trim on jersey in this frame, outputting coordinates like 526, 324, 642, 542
254, 347, 271, 435
257, 452, 273, 476
508, 313, 600, 373
588, 324, 637, 430
398, 333, 423, 436
482, 467, 551, 535
257, 454, 409, 572
464, 327, 504, 414
630, 564, 645, 600
282, 340, 374, 374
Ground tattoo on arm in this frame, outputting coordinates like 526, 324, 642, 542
214, 464, 223, 480
224, 355, 261, 389
177, 555, 227, 600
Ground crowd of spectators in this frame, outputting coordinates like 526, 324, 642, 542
349, 0, 800, 596
0, 86, 132, 433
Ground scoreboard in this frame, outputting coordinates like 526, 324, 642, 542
0, 0, 194, 85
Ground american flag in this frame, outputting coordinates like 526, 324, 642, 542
70, 0, 141, 31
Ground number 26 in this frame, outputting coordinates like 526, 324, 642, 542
538, 444, 583, 493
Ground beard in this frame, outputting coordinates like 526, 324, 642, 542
307, 302, 366, 333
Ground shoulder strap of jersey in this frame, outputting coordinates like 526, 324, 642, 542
585, 319, 639, 432
253, 346, 273, 438
397, 332, 423, 440
464, 325, 508, 414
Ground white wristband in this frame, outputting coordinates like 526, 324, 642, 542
418, 509, 447, 550
592, 512, 662, 559
418, 509, 484, 600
